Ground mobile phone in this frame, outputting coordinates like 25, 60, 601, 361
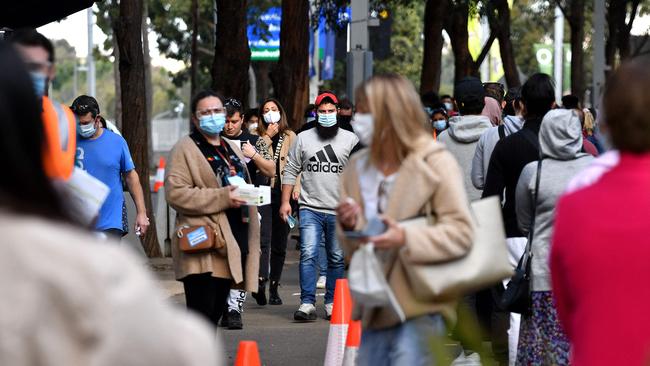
343, 217, 386, 239
240, 140, 248, 149
287, 215, 297, 229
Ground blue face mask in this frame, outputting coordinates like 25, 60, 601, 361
432, 119, 447, 131
77, 121, 97, 138
30, 72, 47, 99
317, 112, 337, 127
199, 113, 226, 135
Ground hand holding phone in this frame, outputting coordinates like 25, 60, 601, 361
343, 217, 387, 239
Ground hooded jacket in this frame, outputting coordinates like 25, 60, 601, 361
438, 115, 492, 201
515, 109, 593, 291
472, 115, 524, 190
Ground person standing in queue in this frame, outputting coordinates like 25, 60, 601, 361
165, 90, 260, 328
255, 98, 300, 306
336, 74, 474, 365
220, 98, 274, 330
280, 92, 359, 321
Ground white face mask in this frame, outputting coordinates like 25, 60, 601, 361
248, 122, 258, 132
352, 113, 374, 146
263, 110, 281, 124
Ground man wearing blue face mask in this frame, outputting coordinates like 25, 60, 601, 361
10, 29, 77, 182
280, 92, 359, 321
71, 95, 150, 240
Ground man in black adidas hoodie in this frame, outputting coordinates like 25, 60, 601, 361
480, 73, 555, 365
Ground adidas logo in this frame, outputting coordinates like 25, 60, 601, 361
307, 144, 344, 173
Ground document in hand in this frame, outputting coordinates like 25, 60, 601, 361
227, 175, 271, 206
60, 167, 110, 226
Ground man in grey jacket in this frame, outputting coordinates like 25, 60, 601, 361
438, 77, 492, 202
279, 92, 359, 321
472, 88, 525, 190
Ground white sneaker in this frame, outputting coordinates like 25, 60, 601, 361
316, 275, 326, 289
325, 303, 333, 320
451, 352, 481, 366
293, 303, 317, 321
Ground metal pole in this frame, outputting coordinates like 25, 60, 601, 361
553, 6, 564, 104
87, 7, 96, 97
347, 0, 372, 101
592, 0, 606, 110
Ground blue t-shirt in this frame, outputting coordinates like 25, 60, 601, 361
76, 130, 135, 231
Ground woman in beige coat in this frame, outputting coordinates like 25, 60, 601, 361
254, 98, 298, 305
337, 75, 474, 365
165, 90, 260, 327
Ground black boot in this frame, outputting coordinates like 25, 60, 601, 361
269, 281, 283, 305
251, 278, 268, 306
227, 309, 243, 330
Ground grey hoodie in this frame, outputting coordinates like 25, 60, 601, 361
516, 109, 593, 291
438, 115, 492, 201
471, 115, 524, 190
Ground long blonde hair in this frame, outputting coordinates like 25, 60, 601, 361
356, 74, 430, 167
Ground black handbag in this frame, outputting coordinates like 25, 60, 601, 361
499, 156, 543, 315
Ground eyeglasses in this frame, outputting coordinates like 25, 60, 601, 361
225, 98, 242, 108
70, 103, 99, 116
196, 107, 225, 117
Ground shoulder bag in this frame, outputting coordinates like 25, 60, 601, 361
498, 158, 542, 314
398, 195, 513, 302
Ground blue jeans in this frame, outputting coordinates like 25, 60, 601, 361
298, 208, 344, 304
358, 314, 447, 366
318, 234, 327, 276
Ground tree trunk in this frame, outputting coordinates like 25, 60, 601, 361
211, 0, 250, 106
420, 0, 448, 94
270, 0, 310, 131
569, 0, 585, 103
447, 0, 476, 83
190, 0, 199, 97
618, 0, 641, 60
492, 0, 521, 88
605, 0, 624, 73
142, 0, 153, 165
114, 0, 161, 257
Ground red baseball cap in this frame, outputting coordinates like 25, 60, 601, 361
314, 92, 338, 106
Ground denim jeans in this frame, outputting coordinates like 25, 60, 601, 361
298, 208, 344, 304
358, 314, 447, 366
318, 234, 327, 276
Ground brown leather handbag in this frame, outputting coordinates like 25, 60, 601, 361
177, 225, 225, 254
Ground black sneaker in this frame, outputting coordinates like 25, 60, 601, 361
219, 310, 229, 328
293, 303, 317, 321
251, 279, 268, 306
227, 310, 243, 330
269, 281, 283, 305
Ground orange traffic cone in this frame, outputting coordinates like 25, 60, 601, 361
234, 340, 261, 366
342, 319, 362, 366
324, 279, 353, 366
153, 156, 165, 192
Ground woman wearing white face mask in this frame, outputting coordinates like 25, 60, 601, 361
337, 74, 474, 365
165, 90, 260, 327
253, 98, 299, 306
429, 105, 449, 141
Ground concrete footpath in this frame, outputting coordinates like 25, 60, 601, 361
147, 240, 330, 366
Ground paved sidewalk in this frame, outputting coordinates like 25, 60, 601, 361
148, 239, 330, 366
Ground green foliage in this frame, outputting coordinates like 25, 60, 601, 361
510, 0, 554, 77
374, 1, 424, 89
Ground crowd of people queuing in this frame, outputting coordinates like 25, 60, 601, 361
2, 27, 650, 366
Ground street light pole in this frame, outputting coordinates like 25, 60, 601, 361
87, 7, 96, 97
553, 6, 564, 104
346, 0, 373, 101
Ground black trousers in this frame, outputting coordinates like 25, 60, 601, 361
182, 273, 231, 327
269, 189, 288, 282
258, 204, 272, 279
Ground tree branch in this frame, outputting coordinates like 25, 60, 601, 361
475, 31, 497, 67
626, 0, 642, 34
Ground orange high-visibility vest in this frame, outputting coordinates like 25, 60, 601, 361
41, 96, 76, 180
